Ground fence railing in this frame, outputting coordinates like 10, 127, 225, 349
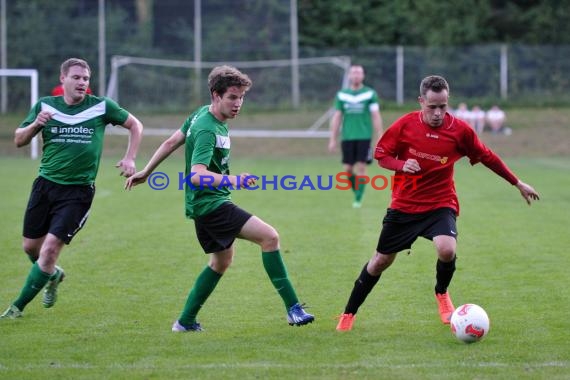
2, 44, 570, 113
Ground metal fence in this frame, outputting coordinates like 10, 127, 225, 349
4, 43, 570, 114
304, 44, 570, 106
98, 44, 570, 113
2, 1, 570, 112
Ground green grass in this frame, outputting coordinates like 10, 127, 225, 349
0, 155, 569, 379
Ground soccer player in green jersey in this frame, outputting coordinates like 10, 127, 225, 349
125, 65, 314, 331
328, 65, 383, 208
1, 58, 143, 320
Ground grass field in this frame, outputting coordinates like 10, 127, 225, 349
0, 150, 569, 379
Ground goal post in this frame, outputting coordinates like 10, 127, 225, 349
107, 55, 351, 102
0, 68, 39, 159
106, 55, 350, 138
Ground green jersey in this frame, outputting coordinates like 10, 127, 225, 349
334, 85, 380, 141
20, 95, 129, 185
181, 105, 232, 219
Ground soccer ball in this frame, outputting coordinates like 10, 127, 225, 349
450, 304, 490, 343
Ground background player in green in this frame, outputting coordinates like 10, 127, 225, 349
1, 58, 144, 319
328, 64, 383, 208
125, 65, 314, 331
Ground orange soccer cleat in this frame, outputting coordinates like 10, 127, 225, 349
336, 313, 356, 331
435, 292, 455, 324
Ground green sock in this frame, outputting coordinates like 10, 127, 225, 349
349, 174, 356, 194
13, 262, 51, 311
355, 181, 367, 202
179, 266, 222, 326
262, 250, 299, 309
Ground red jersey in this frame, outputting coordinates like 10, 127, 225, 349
374, 111, 518, 215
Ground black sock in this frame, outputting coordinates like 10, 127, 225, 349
344, 263, 381, 315
435, 256, 456, 294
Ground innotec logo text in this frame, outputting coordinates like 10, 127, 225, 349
50, 126, 95, 135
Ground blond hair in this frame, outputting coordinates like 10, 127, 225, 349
60, 58, 91, 76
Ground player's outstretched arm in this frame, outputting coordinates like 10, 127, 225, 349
125, 129, 185, 190
515, 180, 540, 205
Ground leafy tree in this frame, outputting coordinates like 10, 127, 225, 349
8, 1, 94, 91
5, 0, 155, 110
516, 0, 570, 43
298, 0, 570, 47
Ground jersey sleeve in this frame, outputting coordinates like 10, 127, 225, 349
374, 117, 401, 160
459, 123, 518, 185
191, 129, 216, 167
103, 97, 129, 126
374, 119, 406, 170
459, 123, 494, 165
19, 100, 44, 128
179, 112, 194, 136
180, 106, 205, 135
180, 117, 191, 136
369, 89, 380, 112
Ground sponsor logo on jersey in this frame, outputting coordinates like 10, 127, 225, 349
51, 125, 95, 135
409, 147, 448, 164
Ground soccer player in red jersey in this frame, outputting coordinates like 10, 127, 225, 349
336, 75, 539, 331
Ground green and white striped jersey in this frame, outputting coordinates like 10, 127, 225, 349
334, 85, 380, 140
181, 105, 232, 219
19, 95, 129, 185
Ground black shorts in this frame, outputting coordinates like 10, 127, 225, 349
376, 207, 457, 254
23, 176, 95, 244
341, 139, 372, 165
194, 202, 253, 254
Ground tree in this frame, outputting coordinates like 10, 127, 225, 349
298, 0, 570, 47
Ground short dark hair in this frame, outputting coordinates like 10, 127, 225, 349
208, 65, 252, 96
60, 58, 91, 76
419, 75, 449, 97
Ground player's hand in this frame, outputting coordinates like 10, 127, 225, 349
402, 159, 421, 173
116, 158, 136, 177
515, 180, 540, 205
34, 111, 53, 128
328, 140, 337, 153
236, 173, 257, 188
124, 171, 148, 190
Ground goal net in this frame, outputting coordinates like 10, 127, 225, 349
0, 69, 39, 158
106, 55, 351, 138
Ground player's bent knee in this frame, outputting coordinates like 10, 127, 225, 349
260, 227, 279, 251
369, 252, 395, 274
437, 248, 456, 262
22, 240, 40, 258
210, 257, 233, 273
